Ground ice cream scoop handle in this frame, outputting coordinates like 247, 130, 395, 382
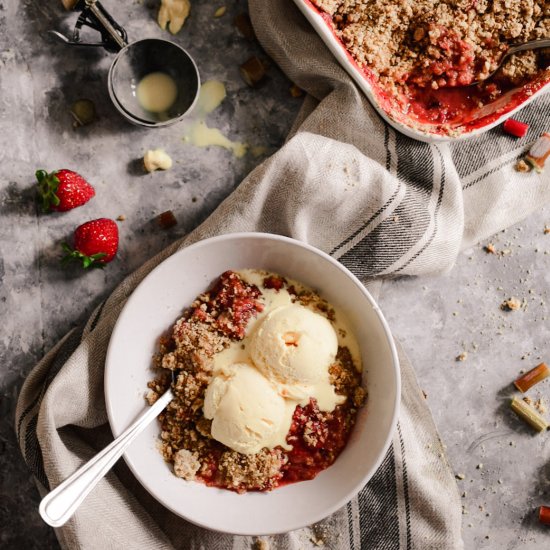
38, 388, 174, 527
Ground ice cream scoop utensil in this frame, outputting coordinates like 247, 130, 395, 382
49, 0, 200, 127
39, 387, 173, 527
49, 0, 128, 52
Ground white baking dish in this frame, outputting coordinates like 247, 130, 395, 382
293, 0, 550, 143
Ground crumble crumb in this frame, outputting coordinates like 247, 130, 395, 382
310, 535, 325, 546
254, 538, 270, 550
501, 297, 522, 311
293, 288, 336, 321
535, 398, 547, 415
456, 352, 468, 362
312, 0, 549, 92
515, 159, 532, 173
484, 243, 496, 254
456, 473, 466, 480
146, 389, 159, 405
330, 347, 364, 404
310, 524, 330, 546
173, 449, 201, 480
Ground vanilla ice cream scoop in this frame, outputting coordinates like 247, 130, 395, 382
250, 304, 338, 385
203, 363, 293, 454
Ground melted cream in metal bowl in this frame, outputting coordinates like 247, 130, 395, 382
136, 72, 178, 114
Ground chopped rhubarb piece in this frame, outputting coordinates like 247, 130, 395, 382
503, 118, 529, 138
234, 13, 255, 41
510, 397, 549, 432
514, 363, 550, 393
290, 84, 303, 98
539, 506, 550, 526
525, 133, 550, 173
157, 210, 178, 229
239, 56, 267, 87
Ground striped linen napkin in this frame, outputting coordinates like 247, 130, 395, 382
16, 0, 550, 548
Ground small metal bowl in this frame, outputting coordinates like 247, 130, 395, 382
108, 38, 200, 128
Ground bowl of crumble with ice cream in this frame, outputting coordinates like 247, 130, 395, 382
104, 233, 400, 535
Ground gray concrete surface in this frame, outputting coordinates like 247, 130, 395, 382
379, 213, 550, 550
1, 0, 549, 549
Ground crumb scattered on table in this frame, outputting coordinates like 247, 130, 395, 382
501, 297, 522, 311
254, 537, 270, 550
515, 159, 531, 173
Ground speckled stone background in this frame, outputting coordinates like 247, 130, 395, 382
1, 1, 549, 549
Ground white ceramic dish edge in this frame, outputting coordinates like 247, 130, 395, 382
104, 233, 400, 535
292, 0, 550, 143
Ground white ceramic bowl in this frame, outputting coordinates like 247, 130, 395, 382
293, 0, 550, 143
104, 233, 400, 535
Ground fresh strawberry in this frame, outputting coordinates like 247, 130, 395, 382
36, 169, 95, 212
62, 218, 119, 268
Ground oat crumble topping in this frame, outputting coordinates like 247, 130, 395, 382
311, 0, 549, 130
313, 0, 548, 88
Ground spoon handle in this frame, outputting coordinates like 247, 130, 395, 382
39, 389, 173, 527
508, 38, 550, 56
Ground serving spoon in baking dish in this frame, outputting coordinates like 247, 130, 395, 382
470, 38, 550, 86
39, 386, 175, 527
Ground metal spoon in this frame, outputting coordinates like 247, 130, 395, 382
39, 388, 174, 527
471, 38, 550, 86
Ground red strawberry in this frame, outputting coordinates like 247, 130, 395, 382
62, 218, 119, 269
36, 169, 95, 212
